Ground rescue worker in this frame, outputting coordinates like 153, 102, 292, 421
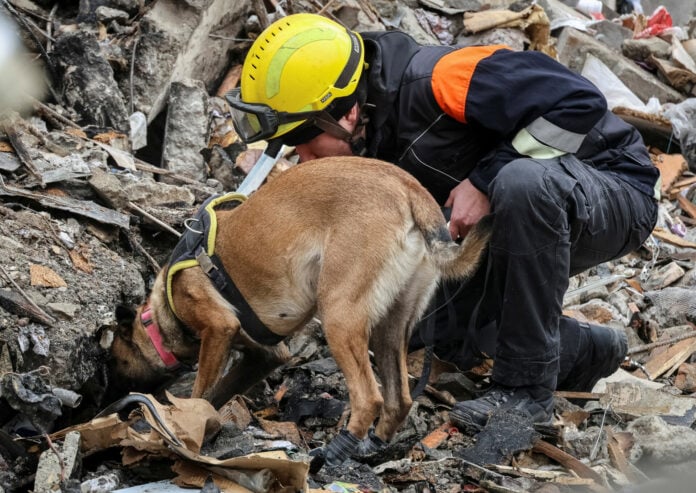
227, 13, 659, 436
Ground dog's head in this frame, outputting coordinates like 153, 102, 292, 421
101, 304, 176, 397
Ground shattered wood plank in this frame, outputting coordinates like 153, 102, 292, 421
357, 0, 379, 23
671, 37, 696, 74
641, 336, 696, 380
555, 391, 603, 401
628, 331, 696, 355
215, 64, 242, 97
653, 227, 696, 248
419, 422, 452, 449
606, 429, 649, 484
649, 55, 696, 91
488, 464, 568, 480
532, 439, 605, 486
93, 141, 136, 171
670, 176, 696, 193
2, 123, 46, 187
651, 152, 688, 195
454, 458, 531, 491
251, 0, 270, 29
40, 167, 92, 185
678, 195, 696, 220
0, 288, 56, 326
652, 227, 696, 248
0, 176, 130, 229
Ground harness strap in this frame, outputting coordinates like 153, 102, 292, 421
141, 305, 181, 369
195, 247, 285, 346
411, 284, 460, 399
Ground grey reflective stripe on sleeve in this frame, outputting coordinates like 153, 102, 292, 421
512, 128, 567, 159
526, 116, 586, 153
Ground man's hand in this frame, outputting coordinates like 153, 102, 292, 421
444, 179, 491, 240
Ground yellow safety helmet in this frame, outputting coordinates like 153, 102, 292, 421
227, 13, 364, 144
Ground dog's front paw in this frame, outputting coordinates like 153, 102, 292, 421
354, 428, 388, 459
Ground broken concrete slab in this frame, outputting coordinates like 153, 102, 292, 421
628, 415, 696, 471
622, 37, 673, 62
129, 0, 252, 123
161, 79, 209, 183
556, 27, 685, 105
537, 0, 591, 31
650, 55, 696, 94
590, 18, 634, 51
600, 382, 696, 423
89, 167, 196, 211
52, 32, 130, 132
34, 430, 81, 492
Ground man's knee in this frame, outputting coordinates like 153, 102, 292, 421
490, 159, 549, 213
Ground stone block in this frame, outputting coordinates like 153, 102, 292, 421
162, 79, 209, 182
131, 0, 252, 123
537, 0, 590, 30
622, 37, 672, 62
556, 27, 685, 104
591, 19, 633, 51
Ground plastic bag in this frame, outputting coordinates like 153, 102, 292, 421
663, 99, 696, 171
581, 54, 654, 112
635, 6, 672, 38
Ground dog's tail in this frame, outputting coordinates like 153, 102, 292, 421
405, 178, 492, 281
417, 211, 492, 281
431, 215, 492, 280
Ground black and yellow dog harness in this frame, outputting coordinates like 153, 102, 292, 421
164, 192, 285, 346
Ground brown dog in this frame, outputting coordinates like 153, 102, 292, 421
109, 156, 490, 465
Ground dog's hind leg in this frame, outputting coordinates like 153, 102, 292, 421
369, 314, 413, 443
320, 306, 383, 465
358, 269, 439, 458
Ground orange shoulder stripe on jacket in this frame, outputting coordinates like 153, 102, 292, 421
432, 45, 508, 123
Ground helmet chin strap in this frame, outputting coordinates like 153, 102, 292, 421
312, 112, 353, 141
311, 110, 369, 156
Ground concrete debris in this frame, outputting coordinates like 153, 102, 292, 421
0, 0, 695, 491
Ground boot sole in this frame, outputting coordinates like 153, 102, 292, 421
449, 408, 486, 434
450, 407, 554, 435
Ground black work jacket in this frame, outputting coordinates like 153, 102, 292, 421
360, 31, 660, 204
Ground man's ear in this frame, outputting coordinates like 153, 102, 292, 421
341, 102, 361, 129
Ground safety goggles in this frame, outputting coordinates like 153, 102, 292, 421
226, 88, 325, 143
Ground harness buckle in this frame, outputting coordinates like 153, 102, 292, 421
195, 249, 218, 275
184, 218, 203, 234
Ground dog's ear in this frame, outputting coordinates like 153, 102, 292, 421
115, 304, 137, 341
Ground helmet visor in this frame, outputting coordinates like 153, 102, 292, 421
226, 88, 277, 142
226, 88, 323, 143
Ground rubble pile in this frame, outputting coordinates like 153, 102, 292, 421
0, 0, 695, 491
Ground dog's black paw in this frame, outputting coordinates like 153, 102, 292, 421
354, 428, 388, 459
325, 429, 361, 466
309, 429, 361, 472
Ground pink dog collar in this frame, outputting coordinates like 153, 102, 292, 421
141, 305, 180, 369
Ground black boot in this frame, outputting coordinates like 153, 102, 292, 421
557, 320, 628, 392
449, 382, 554, 433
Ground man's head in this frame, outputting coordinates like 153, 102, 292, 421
227, 13, 366, 156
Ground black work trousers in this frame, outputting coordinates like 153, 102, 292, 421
412, 155, 658, 389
